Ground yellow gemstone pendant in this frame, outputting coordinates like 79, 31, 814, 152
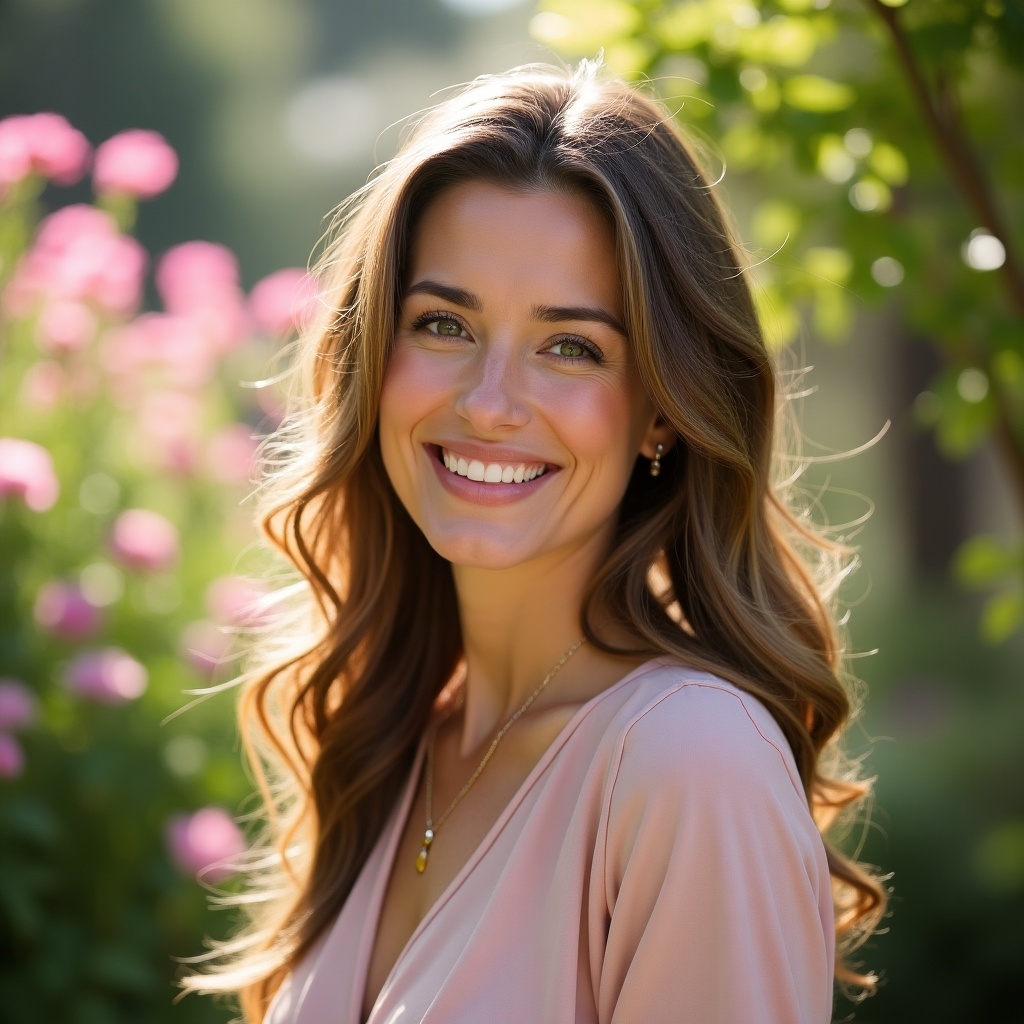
415, 828, 434, 873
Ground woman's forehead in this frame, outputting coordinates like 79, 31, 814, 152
404, 181, 622, 320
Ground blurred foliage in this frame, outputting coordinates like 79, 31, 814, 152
851, 592, 1024, 1023
531, 0, 1024, 638
0, 123, 301, 1022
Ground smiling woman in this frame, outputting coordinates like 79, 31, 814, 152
184, 62, 886, 1023
380, 183, 659, 566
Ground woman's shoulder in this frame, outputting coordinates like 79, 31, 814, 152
593, 657, 805, 803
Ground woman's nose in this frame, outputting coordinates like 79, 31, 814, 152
453, 344, 529, 431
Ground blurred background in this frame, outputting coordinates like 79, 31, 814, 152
0, 0, 1021, 1021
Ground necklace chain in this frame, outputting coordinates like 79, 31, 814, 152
415, 638, 585, 873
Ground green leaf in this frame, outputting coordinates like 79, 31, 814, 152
739, 16, 820, 68
954, 535, 1021, 587
805, 246, 853, 285
783, 75, 856, 112
653, 1, 711, 49
932, 370, 997, 457
531, 0, 642, 54
869, 142, 909, 186
992, 350, 1024, 387
721, 122, 782, 170
605, 37, 656, 76
749, 74, 781, 112
750, 277, 800, 348
813, 288, 851, 341
981, 589, 1024, 642
751, 199, 802, 251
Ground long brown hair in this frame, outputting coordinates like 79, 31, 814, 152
185, 61, 886, 1017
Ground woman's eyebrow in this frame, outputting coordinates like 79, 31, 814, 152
532, 304, 627, 337
405, 280, 481, 310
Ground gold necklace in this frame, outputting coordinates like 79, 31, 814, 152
415, 638, 585, 873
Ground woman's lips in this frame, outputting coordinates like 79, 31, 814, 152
425, 444, 557, 505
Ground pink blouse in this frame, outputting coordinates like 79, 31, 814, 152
265, 658, 835, 1023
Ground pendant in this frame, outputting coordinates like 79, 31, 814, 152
415, 828, 434, 873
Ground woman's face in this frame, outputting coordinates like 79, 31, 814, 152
378, 180, 660, 572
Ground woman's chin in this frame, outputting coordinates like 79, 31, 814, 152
423, 527, 545, 573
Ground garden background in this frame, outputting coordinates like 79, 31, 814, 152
0, 0, 1021, 1021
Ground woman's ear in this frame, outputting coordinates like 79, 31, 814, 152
638, 414, 677, 461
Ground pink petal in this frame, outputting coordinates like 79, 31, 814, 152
0, 679, 39, 732
0, 438, 60, 512
93, 129, 178, 200
109, 508, 179, 572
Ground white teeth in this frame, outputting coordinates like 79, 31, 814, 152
440, 448, 547, 485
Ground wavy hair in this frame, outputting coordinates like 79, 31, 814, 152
185, 61, 886, 1019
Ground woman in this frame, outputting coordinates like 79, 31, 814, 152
191, 62, 885, 1022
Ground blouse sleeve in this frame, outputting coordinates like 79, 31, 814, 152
594, 682, 835, 1024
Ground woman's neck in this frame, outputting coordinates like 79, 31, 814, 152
450, 533, 633, 757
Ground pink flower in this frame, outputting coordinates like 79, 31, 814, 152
101, 314, 219, 399
64, 647, 147, 702
36, 300, 97, 353
206, 424, 258, 484
93, 129, 178, 200
109, 509, 179, 572
205, 576, 271, 628
0, 438, 60, 512
180, 620, 235, 676
34, 581, 103, 640
135, 391, 203, 473
5, 205, 147, 319
0, 679, 39, 731
19, 362, 66, 410
165, 806, 246, 882
155, 242, 248, 353
157, 242, 239, 309
0, 734, 25, 779
36, 203, 113, 249
249, 268, 319, 336
0, 113, 90, 188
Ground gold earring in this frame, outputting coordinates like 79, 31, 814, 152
650, 443, 663, 477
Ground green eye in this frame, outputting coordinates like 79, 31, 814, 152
435, 319, 462, 337
553, 339, 587, 358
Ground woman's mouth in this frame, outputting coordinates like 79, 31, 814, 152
438, 446, 548, 485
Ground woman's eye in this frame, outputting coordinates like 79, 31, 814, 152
410, 312, 466, 338
549, 338, 600, 361
432, 318, 464, 337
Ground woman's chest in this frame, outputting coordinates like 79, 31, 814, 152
361, 708, 582, 1022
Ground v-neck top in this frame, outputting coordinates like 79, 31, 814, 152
264, 658, 835, 1024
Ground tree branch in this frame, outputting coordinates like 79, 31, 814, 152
867, 0, 1024, 317
867, 0, 1024, 518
